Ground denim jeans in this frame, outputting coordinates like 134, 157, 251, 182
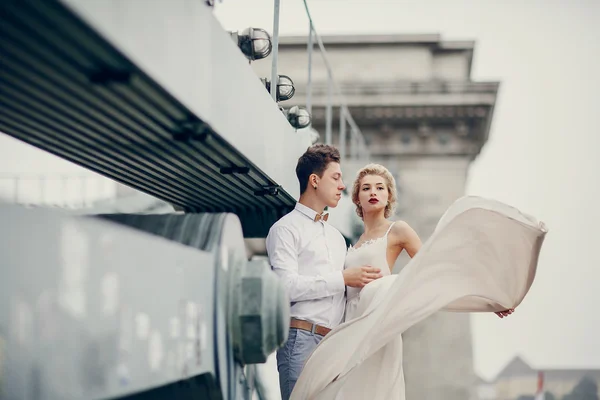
276, 327, 324, 400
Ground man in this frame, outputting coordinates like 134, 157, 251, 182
266, 144, 382, 400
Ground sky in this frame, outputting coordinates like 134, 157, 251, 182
214, 0, 600, 382
1, 0, 598, 391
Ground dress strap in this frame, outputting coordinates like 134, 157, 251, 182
384, 221, 396, 236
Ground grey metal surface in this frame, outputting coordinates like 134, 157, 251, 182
97, 212, 289, 399
59, 0, 313, 203
231, 260, 289, 365
0, 206, 217, 399
1, 206, 288, 399
0, 0, 296, 238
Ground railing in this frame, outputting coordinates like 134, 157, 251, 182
269, 0, 370, 162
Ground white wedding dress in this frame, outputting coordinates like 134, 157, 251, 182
345, 221, 395, 322
290, 196, 548, 400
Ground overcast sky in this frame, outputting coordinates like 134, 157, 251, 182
1, 0, 598, 390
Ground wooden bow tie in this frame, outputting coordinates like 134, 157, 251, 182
314, 213, 329, 222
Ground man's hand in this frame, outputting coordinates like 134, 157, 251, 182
343, 266, 383, 288
495, 308, 515, 318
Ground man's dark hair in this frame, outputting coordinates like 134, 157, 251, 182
295, 144, 341, 194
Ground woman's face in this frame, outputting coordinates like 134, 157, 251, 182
357, 174, 389, 216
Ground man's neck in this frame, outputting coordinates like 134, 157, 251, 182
298, 194, 326, 215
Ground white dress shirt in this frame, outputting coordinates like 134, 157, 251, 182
266, 202, 347, 328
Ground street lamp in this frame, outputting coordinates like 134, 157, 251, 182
285, 106, 311, 129
230, 28, 272, 61
261, 75, 295, 102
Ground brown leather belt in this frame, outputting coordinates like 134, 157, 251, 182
290, 318, 331, 336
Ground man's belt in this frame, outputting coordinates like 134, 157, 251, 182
290, 318, 332, 336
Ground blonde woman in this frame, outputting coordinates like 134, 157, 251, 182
290, 163, 546, 400
346, 164, 512, 320
345, 163, 422, 320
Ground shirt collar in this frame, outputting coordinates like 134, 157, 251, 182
294, 202, 325, 222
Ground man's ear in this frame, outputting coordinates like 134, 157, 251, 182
309, 173, 318, 188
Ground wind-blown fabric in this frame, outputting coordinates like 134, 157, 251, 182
290, 196, 548, 400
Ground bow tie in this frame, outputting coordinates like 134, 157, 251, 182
314, 213, 329, 222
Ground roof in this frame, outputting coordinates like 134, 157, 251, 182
278, 33, 475, 51
495, 356, 536, 379
494, 356, 600, 382
277, 33, 476, 83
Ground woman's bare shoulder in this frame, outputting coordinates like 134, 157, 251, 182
389, 220, 419, 245
390, 220, 412, 233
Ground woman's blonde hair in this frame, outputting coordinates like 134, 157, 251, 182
351, 163, 397, 219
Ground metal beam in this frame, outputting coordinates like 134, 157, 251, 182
0, 0, 310, 237
60, 0, 313, 200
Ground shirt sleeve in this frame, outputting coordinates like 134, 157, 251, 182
266, 225, 345, 302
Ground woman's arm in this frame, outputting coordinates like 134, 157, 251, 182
391, 221, 422, 258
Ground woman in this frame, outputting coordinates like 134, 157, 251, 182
290, 164, 547, 400
346, 164, 512, 321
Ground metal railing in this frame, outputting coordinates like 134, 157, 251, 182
270, 0, 370, 162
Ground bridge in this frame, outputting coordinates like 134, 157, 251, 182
0, 1, 498, 399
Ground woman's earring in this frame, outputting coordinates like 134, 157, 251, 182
313, 185, 317, 189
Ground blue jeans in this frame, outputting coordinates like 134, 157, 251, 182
276, 328, 324, 400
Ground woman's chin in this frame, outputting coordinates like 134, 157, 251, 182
362, 204, 384, 214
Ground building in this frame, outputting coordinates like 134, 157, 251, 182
479, 356, 600, 400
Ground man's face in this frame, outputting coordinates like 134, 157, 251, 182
315, 162, 345, 208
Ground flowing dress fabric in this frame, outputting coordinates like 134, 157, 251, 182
290, 196, 547, 400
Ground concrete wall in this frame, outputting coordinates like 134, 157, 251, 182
252, 41, 472, 84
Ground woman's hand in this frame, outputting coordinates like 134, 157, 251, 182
495, 308, 515, 318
